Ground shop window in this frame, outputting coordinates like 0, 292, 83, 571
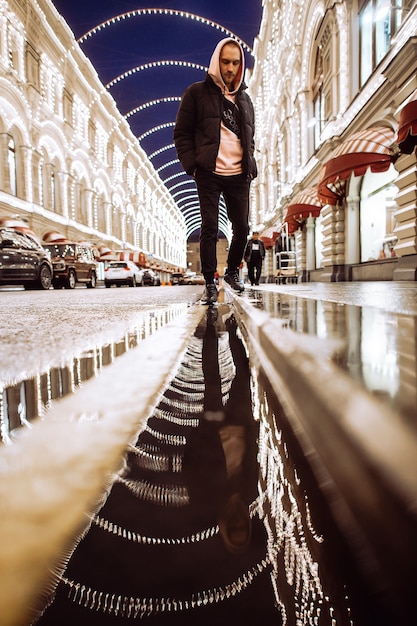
359, 166, 398, 261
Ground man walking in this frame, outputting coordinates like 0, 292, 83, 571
174, 38, 257, 305
244, 231, 265, 285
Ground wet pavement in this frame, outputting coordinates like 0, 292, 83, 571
33, 304, 365, 626
1, 281, 417, 625
246, 281, 417, 425
2, 280, 417, 439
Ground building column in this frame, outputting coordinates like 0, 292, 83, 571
392, 152, 417, 280
16, 145, 31, 201
345, 193, 360, 265
320, 203, 346, 281
305, 215, 316, 271
31, 150, 42, 206
0, 133, 12, 193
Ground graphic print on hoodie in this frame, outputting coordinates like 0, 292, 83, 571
208, 38, 245, 176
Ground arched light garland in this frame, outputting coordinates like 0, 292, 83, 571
148, 143, 176, 160
162, 171, 191, 185
59, 556, 270, 619
106, 61, 207, 89
138, 122, 175, 143
156, 158, 181, 173
125, 96, 181, 119
177, 200, 201, 213
167, 180, 196, 192
77, 9, 254, 57
171, 189, 198, 200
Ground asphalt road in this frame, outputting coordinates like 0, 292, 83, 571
0, 284, 204, 388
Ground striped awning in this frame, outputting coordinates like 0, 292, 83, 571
98, 246, 118, 261
129, 251, 148, 266
43, 231, 68, 243
0, 216, 40, 240
396, 90, 417, 154
318, 126, 396, 205
260, 226, 280, 249
284, 188, 322, 233
116, 250, 130, 262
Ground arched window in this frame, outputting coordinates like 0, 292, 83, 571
312, 47, 325, 148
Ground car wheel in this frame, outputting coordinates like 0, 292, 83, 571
37, 264, 53, 290
87, 272, 97, 288
105, 282, 111, 288
66, 269, 76, 289
130, 276, 136, 287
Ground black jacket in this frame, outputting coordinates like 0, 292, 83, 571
244, 238, 265, 262
174, 75, 257, 180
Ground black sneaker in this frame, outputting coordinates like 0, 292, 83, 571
224, 270, 244, 292
201, 283, 218, 305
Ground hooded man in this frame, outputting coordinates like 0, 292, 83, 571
174, 38, 257, 305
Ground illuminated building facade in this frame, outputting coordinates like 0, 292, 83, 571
0, 0, 186, 273
249, 0, 417, 282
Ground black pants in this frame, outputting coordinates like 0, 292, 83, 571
195, 170, 250, 280
247, 258, 262, 285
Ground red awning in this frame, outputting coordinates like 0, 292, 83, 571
98, 246, 118, 261
284, 188, 322, 232
318, 126, 396, 205
260, 226, 280, 249
0, 216, 39, 240
396, 90, 417, 154
43, 231, 68, 243
116, 250, 130, 262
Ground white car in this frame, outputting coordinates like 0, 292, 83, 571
104, 260, 143, 288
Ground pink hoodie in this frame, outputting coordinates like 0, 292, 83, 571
208, 38, 245, 176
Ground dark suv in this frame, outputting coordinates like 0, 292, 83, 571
0, 227, 53, 290
44, 242, 98, 289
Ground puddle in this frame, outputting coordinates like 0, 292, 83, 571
0, 303, 190, 443
33, 305, 384, 626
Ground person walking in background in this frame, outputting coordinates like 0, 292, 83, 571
244, 231, 265, 286
174, 37, 257, 305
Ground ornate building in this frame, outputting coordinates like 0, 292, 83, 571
249, 0, 417, 282
0, 0, 186, 275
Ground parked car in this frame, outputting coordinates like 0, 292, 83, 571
104, 260, 142, 287
170, 272, 184, 285
182, 272, 205, 285
43, 242, 98, 289
0, 227, 53, 290
141, 268, 160, 286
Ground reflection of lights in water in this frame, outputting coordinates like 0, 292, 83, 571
361, 308, 399, 398
1, 304, 188, 443
252, 371, 353, 625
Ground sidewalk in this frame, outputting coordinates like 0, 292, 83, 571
258, 280, 417, 315
235, 280, 417, 424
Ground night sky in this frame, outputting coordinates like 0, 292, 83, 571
52, 1, 263, 237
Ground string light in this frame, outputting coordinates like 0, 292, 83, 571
125, 97, 181, 119
138, 122, 175, 143
148, 144, 176, 160
106, 61, 207, 90
77, 9, 254, 57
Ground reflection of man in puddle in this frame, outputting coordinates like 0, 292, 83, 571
185, 307, 257, 555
